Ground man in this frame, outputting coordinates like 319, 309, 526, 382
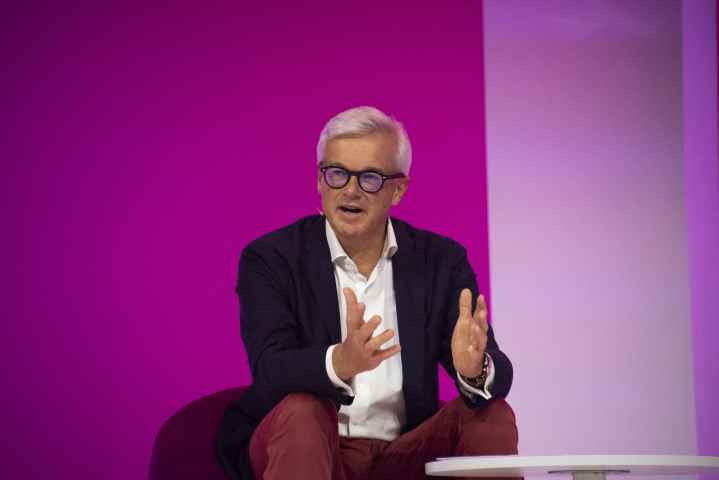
217, 107, 518, 480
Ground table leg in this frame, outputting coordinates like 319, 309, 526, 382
573, 473, 606, 480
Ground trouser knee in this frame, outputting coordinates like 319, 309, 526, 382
449, 396, 518, 456
250, 393, 339, 480
271, 393, 338, 441
475, 397, 518, 453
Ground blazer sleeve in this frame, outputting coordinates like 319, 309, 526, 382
437, 247, 513, 410
236, 240, 351, 409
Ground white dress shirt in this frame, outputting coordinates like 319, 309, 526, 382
323, 219, 494, 441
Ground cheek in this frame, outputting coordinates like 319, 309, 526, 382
381, 187, 397, 206
371, 192, 394, 211
319, 187, 337, 206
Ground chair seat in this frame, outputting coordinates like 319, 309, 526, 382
149, 386, 249, 480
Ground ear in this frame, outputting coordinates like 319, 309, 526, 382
317, 167, 324, 194
390, 176, 410, 206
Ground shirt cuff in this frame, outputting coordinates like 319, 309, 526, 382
326, 344, 356, 397
456, 353, 495, 401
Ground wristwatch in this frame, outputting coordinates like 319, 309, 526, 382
460, 353, 489, 388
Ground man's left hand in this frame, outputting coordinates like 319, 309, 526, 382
451, 289, 489, 378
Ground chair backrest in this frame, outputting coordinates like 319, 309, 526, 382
149, 386, 250, 480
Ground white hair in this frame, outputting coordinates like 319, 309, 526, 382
316, 106, 412, 175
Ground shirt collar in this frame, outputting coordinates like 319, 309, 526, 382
325, 218, 398, 263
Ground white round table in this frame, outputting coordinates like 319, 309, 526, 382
425, 455, 719, 480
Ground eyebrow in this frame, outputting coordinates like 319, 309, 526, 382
322, 161, 387, 175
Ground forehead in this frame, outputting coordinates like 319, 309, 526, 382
323, 132, 398, 172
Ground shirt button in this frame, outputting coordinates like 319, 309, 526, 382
352, 418, 360, 426
358, 376, 364, 383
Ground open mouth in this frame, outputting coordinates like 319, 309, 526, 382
340, 206, 363, 215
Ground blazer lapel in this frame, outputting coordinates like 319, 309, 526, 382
391, 218, 426, 428
301, 218, 342, 345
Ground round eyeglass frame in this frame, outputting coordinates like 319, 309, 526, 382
319, 165, 406, 193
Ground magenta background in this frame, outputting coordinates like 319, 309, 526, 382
0, 1, 491, 479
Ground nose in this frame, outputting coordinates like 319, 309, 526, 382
343, 174, 362, 195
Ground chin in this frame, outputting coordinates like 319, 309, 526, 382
334, 221, 368, 238
326, 214, 365, 237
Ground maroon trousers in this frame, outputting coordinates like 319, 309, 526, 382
249, 393, 520, 480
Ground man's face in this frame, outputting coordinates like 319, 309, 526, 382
318, 132, 410, 244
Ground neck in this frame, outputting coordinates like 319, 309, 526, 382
336, 224, 387, 278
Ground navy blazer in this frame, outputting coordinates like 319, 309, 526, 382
217, 215, 513, 480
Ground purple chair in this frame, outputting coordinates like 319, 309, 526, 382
149, 385, 449, 479
149, 386, 249, 480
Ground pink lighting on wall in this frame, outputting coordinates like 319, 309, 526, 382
484, 0, 698, 474
683, 0, 719, 470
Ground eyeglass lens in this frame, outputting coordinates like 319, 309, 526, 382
325, 167, 383, 193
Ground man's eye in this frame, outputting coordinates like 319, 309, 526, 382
362, 172, 382, 180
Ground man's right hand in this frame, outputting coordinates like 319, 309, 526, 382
332, 287, 402, 382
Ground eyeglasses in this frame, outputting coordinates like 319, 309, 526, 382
319, 165, 406, 193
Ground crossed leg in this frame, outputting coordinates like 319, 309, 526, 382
370, 396, 520, 480
249, 393, 519, 480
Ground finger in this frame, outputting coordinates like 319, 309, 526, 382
472, 324, 487, 350
373, 344, 401, 363
343, 287, 358, 310
359, 314, 382, 339
356, 301, 367, 323
365, 328, 394, 351
458, 289, 473, 320
343, 288, 361, 328
476, 294, 486, 313
473, 294, 489, 332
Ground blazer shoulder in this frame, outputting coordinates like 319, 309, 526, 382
242, 214, 324, 256
390, 216, 467, 258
